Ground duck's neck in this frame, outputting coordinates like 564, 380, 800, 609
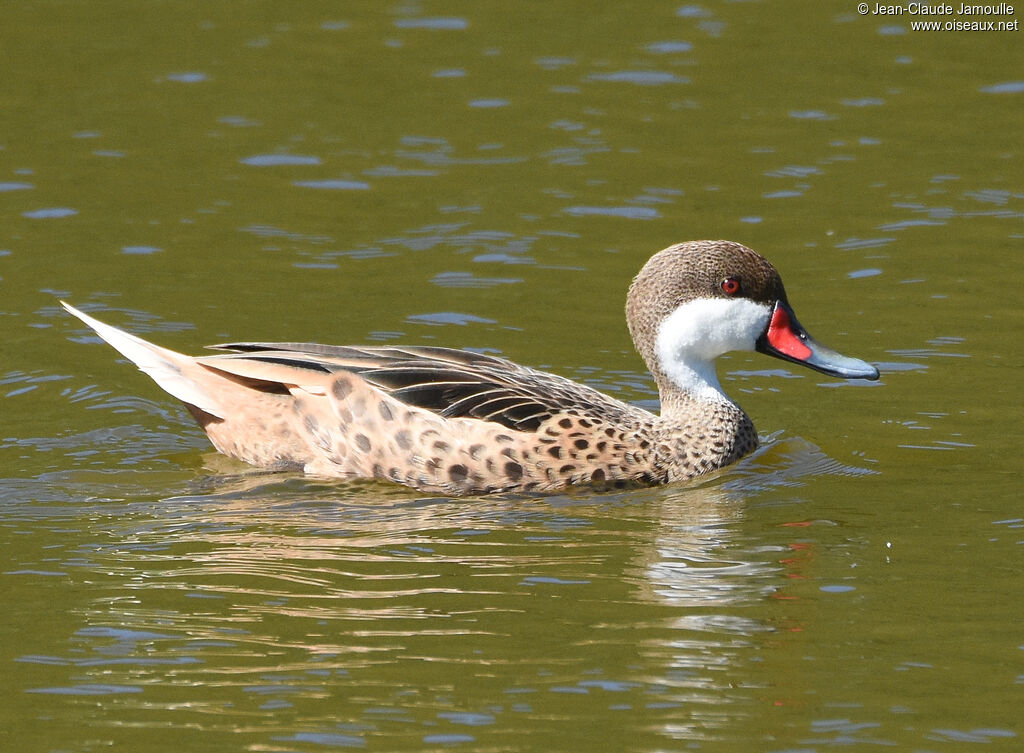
650, 380, 757, 479
655, 372, 744, 424
656, 358, 734, 408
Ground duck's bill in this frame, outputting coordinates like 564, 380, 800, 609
755, 301, 880, 381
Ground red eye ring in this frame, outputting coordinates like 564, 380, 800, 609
721, 277, 741, 295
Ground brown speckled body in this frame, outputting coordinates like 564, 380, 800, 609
189, 365, 757, 495
63, 240, 874, 495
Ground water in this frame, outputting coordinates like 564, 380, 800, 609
2, 2, 1021, 751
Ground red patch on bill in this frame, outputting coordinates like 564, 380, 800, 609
767, 306, 812, 360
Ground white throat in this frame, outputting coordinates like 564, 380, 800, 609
654, 297, 772, 405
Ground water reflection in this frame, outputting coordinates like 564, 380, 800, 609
2, 431, 879, 747
632, 484, 754, 604
4, 0, 1018, 745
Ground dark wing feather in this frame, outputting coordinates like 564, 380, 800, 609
206, 342, 648, 432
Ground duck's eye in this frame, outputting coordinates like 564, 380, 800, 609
721, 277, 741, 295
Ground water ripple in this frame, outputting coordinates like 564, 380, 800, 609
241, 154, 322, 166
394, 17, 468, 30
563, 206, 660, 220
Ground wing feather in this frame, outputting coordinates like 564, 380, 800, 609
200, 342, 649, 432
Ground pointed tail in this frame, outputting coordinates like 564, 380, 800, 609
62, 302, 225, 418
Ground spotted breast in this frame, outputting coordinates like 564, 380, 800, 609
62, 240, 879, 494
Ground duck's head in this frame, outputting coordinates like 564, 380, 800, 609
626, 240, 879, 404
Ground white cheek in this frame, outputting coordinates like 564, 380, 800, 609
655, 298, 772, 402
657, 297, 771, 359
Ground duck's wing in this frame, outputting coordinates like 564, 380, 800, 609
199, 343, 649, 432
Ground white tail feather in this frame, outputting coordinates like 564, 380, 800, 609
61, 302, 225, 418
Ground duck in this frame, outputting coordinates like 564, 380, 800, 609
62, 240, 879, 495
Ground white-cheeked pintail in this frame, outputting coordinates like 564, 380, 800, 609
63, 240, 879, 495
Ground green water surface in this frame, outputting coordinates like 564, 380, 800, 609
1, 2, 1021, 751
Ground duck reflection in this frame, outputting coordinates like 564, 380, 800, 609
29, 434, 872, 746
